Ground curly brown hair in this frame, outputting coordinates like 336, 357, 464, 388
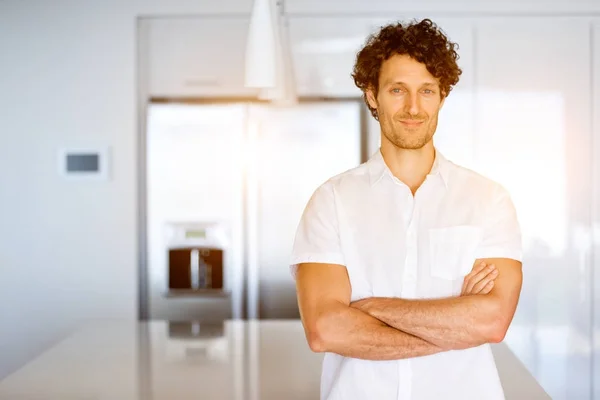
352, 19, 462, 120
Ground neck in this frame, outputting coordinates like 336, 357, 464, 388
380, 140, 435, 194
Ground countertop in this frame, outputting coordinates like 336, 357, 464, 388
0, 320, 549, 399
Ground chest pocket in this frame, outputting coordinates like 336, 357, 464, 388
428, 225, 482, 296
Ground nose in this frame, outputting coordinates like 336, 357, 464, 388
405, 92, 421, 117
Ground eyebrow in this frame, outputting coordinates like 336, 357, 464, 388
385, 81, 439, 87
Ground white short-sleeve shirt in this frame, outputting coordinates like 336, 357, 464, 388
290, 149, 522, 400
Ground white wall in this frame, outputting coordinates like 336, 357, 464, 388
0, 0, 252, 380
285, 0, 600, 14
593, 19, 600, 400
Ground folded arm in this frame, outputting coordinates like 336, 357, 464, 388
352, 257, 522, 350
296, 262, 444, 360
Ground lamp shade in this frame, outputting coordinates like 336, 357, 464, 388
245, 0, 297, 105
244, 0, 278, 88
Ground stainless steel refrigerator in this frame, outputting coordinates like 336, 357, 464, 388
142, 100, 363, 321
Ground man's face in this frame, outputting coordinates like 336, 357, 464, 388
366, 54, 445, 150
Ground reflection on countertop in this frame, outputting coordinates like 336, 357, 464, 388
0, 320, 549, 400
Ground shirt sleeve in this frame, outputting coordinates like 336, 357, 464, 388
474, 184, 523, 262
289, 181, 345, 279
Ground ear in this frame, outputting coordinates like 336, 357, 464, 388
439, 95, 446, 109
366, 88, 378, 111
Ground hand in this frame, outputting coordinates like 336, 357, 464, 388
461, 261, 498, 296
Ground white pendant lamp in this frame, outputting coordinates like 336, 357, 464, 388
245, 0, 297, 105
245, 0, 277, 88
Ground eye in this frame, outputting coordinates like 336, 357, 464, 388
391, 88, 403, 94
422, 89, 434, 94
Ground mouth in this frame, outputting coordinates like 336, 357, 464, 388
400, 120, 425, 127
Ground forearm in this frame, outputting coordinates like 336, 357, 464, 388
311, 301, 444, 360
356, 296, 502, 350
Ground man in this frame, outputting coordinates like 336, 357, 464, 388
290, 19, 523, 400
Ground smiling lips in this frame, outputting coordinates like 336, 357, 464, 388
400, 120, 425, 126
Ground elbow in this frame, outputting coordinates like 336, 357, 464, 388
306, 329, 326, 353
482, 303, 511, 344
305, 309, 340, 353
486, 322, 508, 344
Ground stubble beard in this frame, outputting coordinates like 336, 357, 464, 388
379, 110, 438, 150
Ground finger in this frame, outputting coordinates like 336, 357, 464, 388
478, 280, 495, 295
466, 265, 497, 293
463, 261, 487, 286
472, 273, 497, 294
462, 261, 487, 294
465, 264, 497, 294
466, 261, 487, 278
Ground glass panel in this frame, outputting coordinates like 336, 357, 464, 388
593, 20, 600, 400
474, 17, 593, 399
253, 102, 362, 319
146, 103, 246, 320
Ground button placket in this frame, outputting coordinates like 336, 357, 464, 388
402, 193, 419, 299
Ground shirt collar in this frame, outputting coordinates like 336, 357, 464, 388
367, 147, 450, 188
